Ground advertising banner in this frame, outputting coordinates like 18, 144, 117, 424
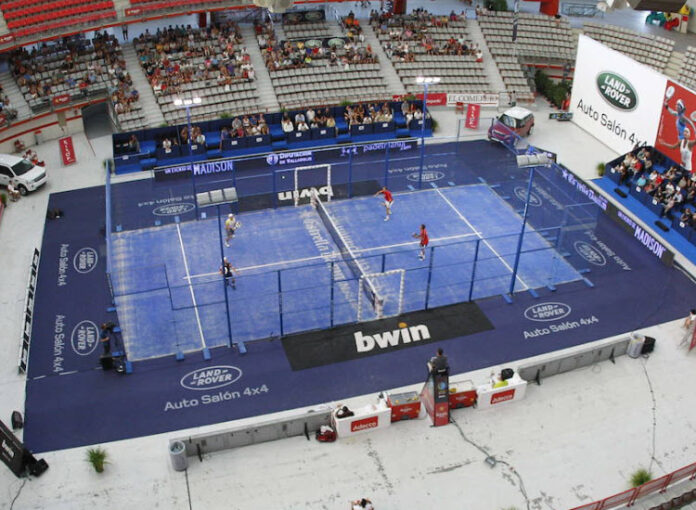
569, 35, 667, 154
465, 103, 481, 129
59, 136, 76, 166
446, 93, 499, 107
52, 94, 71, 107
655, 79, 696, 172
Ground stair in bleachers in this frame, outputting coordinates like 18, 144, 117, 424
667, 50, 685, 82
0, 70, 32, 122
362, 24, 406, 97
240, 24, 280, 114
121, 42, 165, 128
468, 19, 506, 97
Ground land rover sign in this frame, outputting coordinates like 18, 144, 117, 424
596, 72, 637, 111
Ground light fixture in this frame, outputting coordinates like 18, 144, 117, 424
173, 97, 202, 107
415, 76, 441, 84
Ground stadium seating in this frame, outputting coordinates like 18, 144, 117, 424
582, 22, 674, 72
0, 0, 116, 39
126, 0, 229, 16
372, 12, 492, 95
678, 46, 696, 92
133, 23, 261, 124
9, 32, 140, 122
478, 11, 576, 103
262, 16, 389, 110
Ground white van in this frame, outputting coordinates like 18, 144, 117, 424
0, 154, 47, 195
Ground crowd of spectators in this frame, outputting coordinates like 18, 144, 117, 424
370, 8, 481, 61
134, 23, 255, 98
10, 32, 135, 108
281, 107, 336, 133
260, 20, 377, 72
0, 83, 18, 124
614, 146, 696, 219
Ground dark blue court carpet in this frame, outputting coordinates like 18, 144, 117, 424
23, 145, 696, 453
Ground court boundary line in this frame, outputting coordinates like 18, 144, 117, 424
183, 232, 482, 280
435, 188, 530, 291
176, 223, 207, 350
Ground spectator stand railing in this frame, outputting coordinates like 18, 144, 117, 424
569, 462, 696, 510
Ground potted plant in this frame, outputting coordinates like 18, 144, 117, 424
219, 112, 231, 119
339, 99, 352, 107
597, 162, 605, 177
86, 447, 108, 473
0, 193, 7, 207
630, 468, 652, 487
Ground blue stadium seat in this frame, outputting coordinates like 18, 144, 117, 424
672, 217, 693, 241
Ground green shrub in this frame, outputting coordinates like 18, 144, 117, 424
630, 468, 652, 487
597, 162, 605, 176
0, 193, 7, 206
86, 447, 108, 473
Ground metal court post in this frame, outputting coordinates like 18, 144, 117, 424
509, 167, 536, 295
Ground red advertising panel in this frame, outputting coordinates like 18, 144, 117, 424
655, 80, 696, 173
125, 7, 142, 16
52, 94, 71, 107
415, 92, 448, 107
490, 388, 516, 405
0, 34, 14, 45
59, 136, 77, 166
350, 415, 378, 433
465, 103, 481, 129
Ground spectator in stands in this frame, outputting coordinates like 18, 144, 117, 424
325, 114, 336, 130
220, 127, 230, 150
295, 111, 306, 125
194, 130, 206, 147
306, 107, 316, 124
297, 119, 309, 132
128, 135, 140, 153
282, 114, 294, 133
162, 138, 172, 151
258, 120, 270, 136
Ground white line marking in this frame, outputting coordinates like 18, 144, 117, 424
176, 223, 207, 349
182, 233, 481, 280
435, 188, 529, 291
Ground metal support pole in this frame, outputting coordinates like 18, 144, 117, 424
384, 142, 390, 187
272, 168, 278, 208
381, 253, 386, 273
468, 239, 481, 302
217, 204, 233, 348
508, 167, 535, 295
424, 246, 435, 310
186, 106, 198, 219
330, 261, 335, 327
277, 270, 284, 337
348, 150, 353, 198
418, 82, 429, 190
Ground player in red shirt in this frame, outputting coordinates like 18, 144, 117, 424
374, 186, 394, 221
413, 224, 429, 260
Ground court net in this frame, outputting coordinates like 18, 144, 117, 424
311, 189, 384, 316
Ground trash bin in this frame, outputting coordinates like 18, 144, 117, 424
169, 440, 188, 472
627, 334, 645, 358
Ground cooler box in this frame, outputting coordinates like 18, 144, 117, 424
386, 391, 421, 422
448, 379, 477, 409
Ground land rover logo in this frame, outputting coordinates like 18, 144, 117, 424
574, 240, 607, 266
513, 187, 542, 207
524, 302, 571, 322
73, 247, 98, 274
180, 365, 242, 391
596, 72, 637, 111
71, 320, 99, 356
153, 203, 195, 216
407, 171, 444, 182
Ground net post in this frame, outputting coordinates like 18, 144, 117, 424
293, 166, 298, 206
326, 164, 332, 202
398, 269, 405, 315
381, 253, 386, 273
348, 150, 353, 198
384, 142, 390, 188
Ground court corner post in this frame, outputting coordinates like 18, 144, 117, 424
508, 167, 536, 296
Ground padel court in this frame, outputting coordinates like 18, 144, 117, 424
22, 140, 696, 453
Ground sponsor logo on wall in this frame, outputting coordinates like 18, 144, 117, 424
71, 320, 99, 356
153, 203, 196, 216
596, 72, 637, 111
513, 187, 542, 207
574, 241, 607, 266
180, 366, 243, 391
522, 301, 598, 339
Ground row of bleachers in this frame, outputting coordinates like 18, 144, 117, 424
10, 32, 137, 114
134, 23, 259, 122
283, 21, 334, 40
370, 10, 492, 95
678, 46, 696, 91
112, 101, 431, 173
3, 0, 93, 19
125, 0, 229, 16
494, 56, 534, 103
7, 8, 115, 39
4, 0, 114, 30
582, 22, 674, 71
478, 12, 576, 62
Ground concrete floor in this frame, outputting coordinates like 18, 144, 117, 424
3, 2, 696, 509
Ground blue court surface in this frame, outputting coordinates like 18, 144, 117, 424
23, 140, 696, 453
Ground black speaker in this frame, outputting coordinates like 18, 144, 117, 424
655, 220, 669, 232
501, 368, 514, 380
26, 457, 49, 477
100, 355, 114, 370
641, 336, 656, 354
11, 411, 23, 430
614, 188, 628, 198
